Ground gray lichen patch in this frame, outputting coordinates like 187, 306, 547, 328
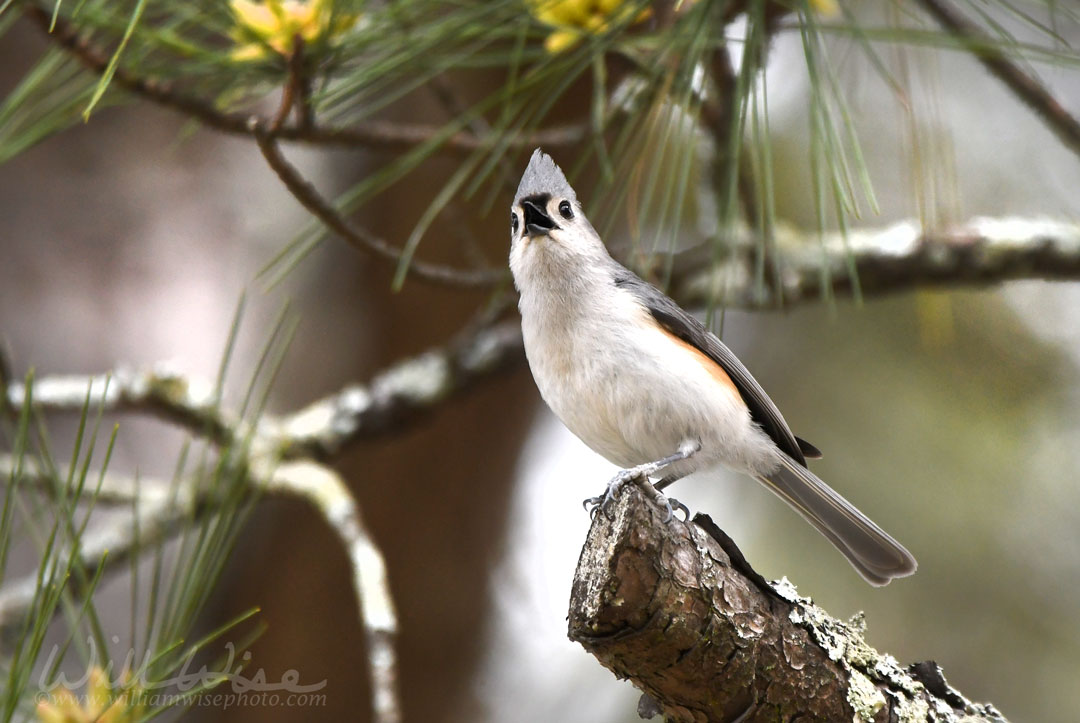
374, 352, 452, 403
888, 687, 930, 723
571, 493, 635, 625
775, 577, 1009, 723
846, 669, 886, 722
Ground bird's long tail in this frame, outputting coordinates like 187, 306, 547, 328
756, 454, 917, 586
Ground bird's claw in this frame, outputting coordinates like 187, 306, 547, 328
662, 496, 691, 524
583, 468, 643, 520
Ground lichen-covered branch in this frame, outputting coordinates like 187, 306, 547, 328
2, 321, 524, 460
673, 217, 1080, 308
569, 487, 1008, 722
3, 366, 238, 445
271, 320, 523, 459
0, 320, 482, 468
262, 462, 399, 723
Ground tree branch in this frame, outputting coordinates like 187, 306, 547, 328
250, 123, 506, 289
3, 365, 238, 446
5, 321, 525, 459
23, 4, 585, 154
270, 320, 524, 460
569, 487, 1008, 722
671, 217, 1080, 308
261, 461, 399, 723
914, 0, 1080, 160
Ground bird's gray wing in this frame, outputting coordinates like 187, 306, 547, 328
613, 267, 820, 466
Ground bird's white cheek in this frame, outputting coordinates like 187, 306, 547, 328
508, 237, 533, 286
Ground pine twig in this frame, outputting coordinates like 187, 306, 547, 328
269, 34, 307, 134
914, 0, 1080, 160
22, 4, 585, 154
251, 122, 506, 289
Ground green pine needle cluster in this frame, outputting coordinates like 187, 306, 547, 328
0, 299, 296, 720
1, 0, 1077, 300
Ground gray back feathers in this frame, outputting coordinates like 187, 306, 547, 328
515, 149, 577, 204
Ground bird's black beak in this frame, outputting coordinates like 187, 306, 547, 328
523, 199, 557, 236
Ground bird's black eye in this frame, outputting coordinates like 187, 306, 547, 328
511, 211, 519, 235
558, 200, 573, 219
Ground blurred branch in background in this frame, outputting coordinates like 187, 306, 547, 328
0, 459, 194, 640
3, 367, 239, 445
570, 487, 1008, 722
3, 321, 525, 461
19, 5, 587, 155
261, 461, 399, 723
914, 0, 1080, 159
10, 214, 1080, 465
672, 216, 1080, 307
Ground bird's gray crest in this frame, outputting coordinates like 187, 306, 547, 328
515, 148, 577, 204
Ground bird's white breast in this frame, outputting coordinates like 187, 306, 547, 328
519, 280, 779, 479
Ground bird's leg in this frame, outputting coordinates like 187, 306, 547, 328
584, 440, 700, 523
653, 474, 679, 492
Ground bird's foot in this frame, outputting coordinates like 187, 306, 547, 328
583, 468, 692, 523
583, 466, 645, 520
583, 441, 700, 522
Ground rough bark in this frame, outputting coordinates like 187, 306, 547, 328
568, 486, 1008, 723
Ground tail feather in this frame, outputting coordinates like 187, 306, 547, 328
757, 455, 917, 586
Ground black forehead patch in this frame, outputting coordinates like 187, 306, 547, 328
520, 193, 551, 208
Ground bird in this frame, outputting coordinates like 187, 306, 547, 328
508, 148, 917, 586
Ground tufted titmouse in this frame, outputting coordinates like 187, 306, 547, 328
508, 149, 916, 586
